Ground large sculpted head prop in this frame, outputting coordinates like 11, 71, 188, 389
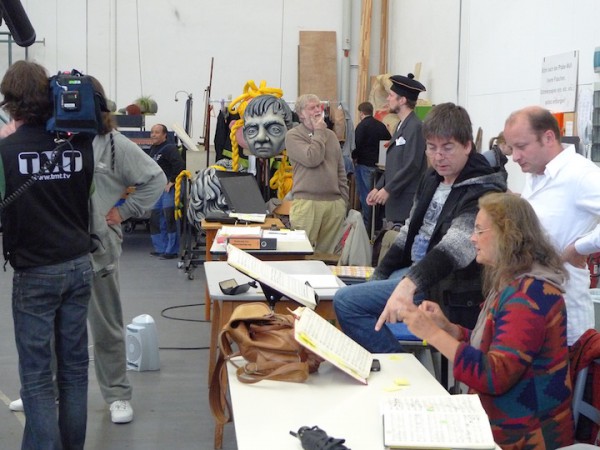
227, 81, 294, 200
242, 95, 294, 158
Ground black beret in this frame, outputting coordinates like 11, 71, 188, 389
389, 73, 426, 101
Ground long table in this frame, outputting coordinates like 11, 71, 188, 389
200, 219, 314, 321
205, 259, 344, 448
227, 353, 451, 449
204, 260, 343, 383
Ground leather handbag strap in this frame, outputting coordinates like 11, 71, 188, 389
236, 360, 309, 384
209, 329, 240, 425
208, 344, 232, 425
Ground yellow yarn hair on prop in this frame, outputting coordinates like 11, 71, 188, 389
269, 151, 293, 200
227, 80, 283, 172
174, 170, 192, 220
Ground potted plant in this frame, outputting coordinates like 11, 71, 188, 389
134, 96, 158, 114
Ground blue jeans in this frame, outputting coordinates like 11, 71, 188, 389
333, 267, 415, 353
343, 154, 354, 175
150, 188, 179, 255
354, 164, 376, 228
12, 255, 92, 450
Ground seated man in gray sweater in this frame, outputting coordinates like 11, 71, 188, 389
333, 103, 506, 353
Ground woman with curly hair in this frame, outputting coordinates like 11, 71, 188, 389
402, 192, 574, 449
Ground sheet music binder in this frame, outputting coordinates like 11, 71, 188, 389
226, 244, 319, 310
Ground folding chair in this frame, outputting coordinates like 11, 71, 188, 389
561, 328, 600, 448
572, 360, 600, 429
557, 360, 600, 449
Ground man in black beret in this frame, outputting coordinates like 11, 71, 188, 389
366, 73, 427, 226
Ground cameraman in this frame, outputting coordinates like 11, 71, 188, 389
0, 60, 94, 450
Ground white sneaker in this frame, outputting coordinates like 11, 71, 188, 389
110, 400, 134, 424
9, 398, 23, 412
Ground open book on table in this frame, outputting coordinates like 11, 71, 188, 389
229, 213, 266, 223
226, 244, 318, 309
291, 306, 373, 384
381, 394, 495, 449
216, 226, 262, 244
328, 265, 374, 284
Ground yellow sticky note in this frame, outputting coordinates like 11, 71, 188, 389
384, 385, 407, 392
394, 378, 410, 386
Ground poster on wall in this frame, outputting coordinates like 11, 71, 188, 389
577, 84, 593, 159
540, 51, 579, 112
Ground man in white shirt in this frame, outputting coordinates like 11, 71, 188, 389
504, 105, 600, 345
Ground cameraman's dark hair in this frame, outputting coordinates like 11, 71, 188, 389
0, 60, 52, 125
422, 102, 473, 151
245, 95, 294, 130
358, 102, 374, 116
89, 76, 116, 135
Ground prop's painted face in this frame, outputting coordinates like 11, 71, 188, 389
243, 106, 287, 158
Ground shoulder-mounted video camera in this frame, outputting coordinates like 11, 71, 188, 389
46, 69, 108, 135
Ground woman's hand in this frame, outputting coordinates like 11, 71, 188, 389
409, 301, 461, 340
418, 301, 453, 332
404, 301, 461, 362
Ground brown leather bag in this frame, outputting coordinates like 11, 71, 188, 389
209, 302, 320, 425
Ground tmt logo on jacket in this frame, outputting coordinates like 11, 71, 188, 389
18, 150, 83, 179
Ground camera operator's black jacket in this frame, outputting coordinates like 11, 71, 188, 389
0, 125, 94, 269
374, 152, 507, 327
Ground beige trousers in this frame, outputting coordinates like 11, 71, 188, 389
290, 198, 346, 254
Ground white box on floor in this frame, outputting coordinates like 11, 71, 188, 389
126, 314, 160, 371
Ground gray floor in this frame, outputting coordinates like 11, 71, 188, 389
0, 228, 238, 449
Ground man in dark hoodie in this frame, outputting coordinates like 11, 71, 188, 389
334, 103, 507, 354
148, 124, 185, 259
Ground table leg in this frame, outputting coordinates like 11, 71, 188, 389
211, 300, 228, 449
208, 298, 222, 384
204, 229, 216, 320
204, 285, 211, 323
213, 361, 229, 449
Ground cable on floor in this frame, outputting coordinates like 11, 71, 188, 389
160, 303, 209, 323
158, 303, 210, 350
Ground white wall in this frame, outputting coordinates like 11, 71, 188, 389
6, 0, 353, 142
390, 0, 600, 192
462, 0, 600, 191
5, 0, 600, 191
388, 0, 600, 192
388, 0, 461, 106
